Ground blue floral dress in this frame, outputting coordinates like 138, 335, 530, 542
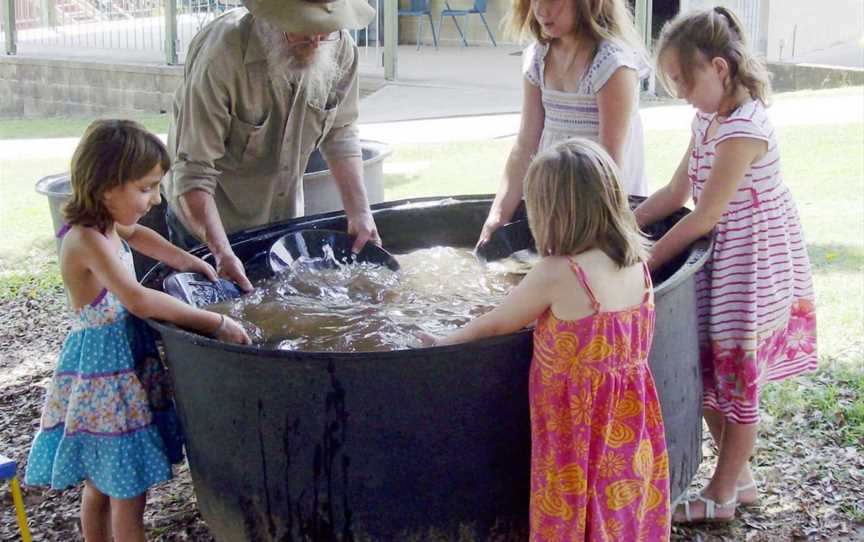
25, 232, 182, 499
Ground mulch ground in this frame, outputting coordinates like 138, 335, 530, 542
1, 287, 862, 541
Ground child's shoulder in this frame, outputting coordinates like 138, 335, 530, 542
60, 225, 114, 258
535, 254, 574, 272
714, 100, 773, 144
522, 41, 548, 85
588, 39, 651, 91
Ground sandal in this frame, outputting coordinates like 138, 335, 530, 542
673, 492, 737, 524
736, 480, 760, 507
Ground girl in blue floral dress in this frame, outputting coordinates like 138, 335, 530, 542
25, 120, 250, 541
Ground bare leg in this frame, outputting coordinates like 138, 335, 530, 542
81, 481, 111, 542
674, 416, 758, 521
703, 408, 757, 504
110, 493, 147, 542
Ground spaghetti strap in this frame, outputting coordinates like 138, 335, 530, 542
568, 258, 601, 312
641, 261, 653, 303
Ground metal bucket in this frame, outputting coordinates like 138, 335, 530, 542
141, 195, 709, 541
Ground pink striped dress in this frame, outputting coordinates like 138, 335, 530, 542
690, 100, 817, 425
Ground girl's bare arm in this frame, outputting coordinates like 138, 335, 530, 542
478, 77, 545, 246
648, 136, 766, 270
117, 223, 218, 280
597, 67, 639, 167
81, 229, 250, 344
633, 134, 696, 227
437, 258, 558, 346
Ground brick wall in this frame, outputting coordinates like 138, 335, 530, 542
0, 56, 184, 118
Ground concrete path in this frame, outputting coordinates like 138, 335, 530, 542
359, 44, 524, 124
1, 87, 861, 159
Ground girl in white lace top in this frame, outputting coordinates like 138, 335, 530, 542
478, 0, 651, 247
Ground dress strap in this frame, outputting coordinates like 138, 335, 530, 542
641, 261, 653, 303
56, 224, 71, 238
568, 258, 601, 312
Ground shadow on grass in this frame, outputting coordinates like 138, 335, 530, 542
383, 172, 421, 191
808, 243, 864, 274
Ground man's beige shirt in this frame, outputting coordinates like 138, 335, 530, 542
165, 9, 362, 237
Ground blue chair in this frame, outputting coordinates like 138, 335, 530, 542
398, 0, 438, 50
1, 455, 32, 542
438, 0, 497, 47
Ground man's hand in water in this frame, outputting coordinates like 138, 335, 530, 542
348, 210, 381, 253
214, 250, 254, 292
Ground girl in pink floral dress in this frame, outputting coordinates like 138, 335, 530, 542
439, 138, 670, 540
635, 7, 817, 523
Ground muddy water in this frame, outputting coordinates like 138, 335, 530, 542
207, 247, 535, 352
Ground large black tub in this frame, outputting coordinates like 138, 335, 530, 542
142, 195, 708, 541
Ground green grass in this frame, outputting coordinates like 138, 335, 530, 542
0, 113, 170, 140
763, 365, 864, 447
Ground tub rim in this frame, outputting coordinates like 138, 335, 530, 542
144, 193, 709, 358
302, 139, 393, 181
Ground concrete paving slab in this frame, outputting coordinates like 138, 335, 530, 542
359, 44, 523, 123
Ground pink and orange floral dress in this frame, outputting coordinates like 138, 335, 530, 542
528, 260, 670, 541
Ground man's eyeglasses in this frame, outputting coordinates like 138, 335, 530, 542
284, 32, 341, 46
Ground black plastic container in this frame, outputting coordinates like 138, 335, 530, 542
142, 195, 709, 541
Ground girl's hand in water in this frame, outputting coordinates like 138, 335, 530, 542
179, 253, 218, 282
476, 212, 505, 249
415, 331, 439, 347
213, 314, 253, 345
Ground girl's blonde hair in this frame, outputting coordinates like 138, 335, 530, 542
524, 138, 647, 267
507, 0, 644, 52
655, 6, 772, 104
65, 119, 170, 233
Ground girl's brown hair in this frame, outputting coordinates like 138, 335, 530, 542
64, 119, 170, 232
507, 0, 644, 52
655, 6, 772, 104
524, 138, 648, 267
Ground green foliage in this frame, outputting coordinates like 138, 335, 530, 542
763, 365, 864, 447
0, 265, 63, 301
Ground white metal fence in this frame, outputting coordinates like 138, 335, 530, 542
1, 0, 382, 64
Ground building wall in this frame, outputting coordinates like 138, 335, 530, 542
764, 0, 863, 63
680, 0, 863, 64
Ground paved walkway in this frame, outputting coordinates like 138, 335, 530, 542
2, 87, 861, 160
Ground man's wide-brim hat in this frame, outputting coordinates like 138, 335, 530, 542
244, 0, 375, 34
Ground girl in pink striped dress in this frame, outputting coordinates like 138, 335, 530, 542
439, 139, 670, 540
635, 7, 817, 523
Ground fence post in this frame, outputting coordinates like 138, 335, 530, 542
383, 0, 397, 80
635, 0, 654, 93
2, 0, 17, 55
165, 0, 179, 65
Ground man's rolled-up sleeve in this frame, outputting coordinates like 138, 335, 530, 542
319, 43, 363, 162
172, 60, 233, 198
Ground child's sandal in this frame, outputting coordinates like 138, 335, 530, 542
673, 492, 737, 524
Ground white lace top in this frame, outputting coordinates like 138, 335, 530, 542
524, 39, 651, 196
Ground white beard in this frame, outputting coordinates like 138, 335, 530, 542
253, 19, 344, 109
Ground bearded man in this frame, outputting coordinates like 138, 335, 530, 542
164, 0, 379, 290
